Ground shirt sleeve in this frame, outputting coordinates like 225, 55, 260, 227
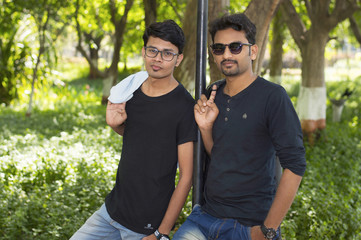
266, 86, 307, 176
176, 100, 198, 145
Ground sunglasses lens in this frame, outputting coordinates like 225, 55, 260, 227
211, 42, 245, 55
211, 44, 225, 55
229, 42, 243, 54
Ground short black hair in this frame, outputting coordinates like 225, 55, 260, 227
209, 13, 256, 44
143, 20, 185, 54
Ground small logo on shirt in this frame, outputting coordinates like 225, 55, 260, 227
144, 223, 154, 230
242, 113, 247, 119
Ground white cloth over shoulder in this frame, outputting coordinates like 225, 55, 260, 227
108, 71, 149, 103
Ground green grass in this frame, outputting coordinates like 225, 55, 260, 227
1, 61, 361, 239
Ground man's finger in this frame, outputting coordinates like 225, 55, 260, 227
196, 99, 206, 113
209, 85, 217, 102
120, 102, 126, 110
200, 94, 208, 107
194, 103, 202, 114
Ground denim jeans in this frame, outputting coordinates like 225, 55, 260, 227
70, 203, 147, 240
173, 205, 280, 240
173, 204, 251, 240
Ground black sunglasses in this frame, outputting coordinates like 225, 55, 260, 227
210, 42, 253, 55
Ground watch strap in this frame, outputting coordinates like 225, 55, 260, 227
260, 224, 277, 239
154, 229, 170, 240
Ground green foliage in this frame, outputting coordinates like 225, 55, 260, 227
1, 60, 361, 239
280, 76, 361, 239
0, 1, 30, 105
281, 122, 361, 239
230, 0, 251, 13
326, 76, 361, 121
0, 66, 121, 239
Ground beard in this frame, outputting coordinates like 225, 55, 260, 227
221, 59, 240, 77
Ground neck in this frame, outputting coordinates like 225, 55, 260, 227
224, 72, 258, 97
142, 76, 178, 97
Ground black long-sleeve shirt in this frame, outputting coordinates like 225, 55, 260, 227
202, 77, 306, 226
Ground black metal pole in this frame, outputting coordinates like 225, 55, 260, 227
193, 0, 208, 207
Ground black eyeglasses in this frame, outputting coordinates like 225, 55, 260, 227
210, 42, 253, 55
144, 46, 179, 61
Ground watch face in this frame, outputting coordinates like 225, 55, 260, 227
160, 236, 170, 240
266, 230, 276, 239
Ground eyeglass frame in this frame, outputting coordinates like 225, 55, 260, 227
144, 46, 180, 62
209, 41, 253, 55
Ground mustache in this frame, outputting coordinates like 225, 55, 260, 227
221, 59, 238, 65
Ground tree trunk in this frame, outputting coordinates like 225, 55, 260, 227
89, 48, 99, 79
102, 76, 114, 105
26, 47, 43, 117
269, 10, 284, 84
84, 33, 103, 79
75, 0, 134, 104
102, 0, 134, 104
245, 0, 281, 75
175, 0, 231, 89
349, 15, 361, 47
296, 27, 328, 143
208, 0, 229, 84
143, 0, 157, 27
26, 9, 49, 117
75, 0, 106, 79
174, 0, 197, 91
280, 0, 359, 144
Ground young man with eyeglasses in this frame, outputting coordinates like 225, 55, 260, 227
71, 20, 197, 240
173, 13, 306, 240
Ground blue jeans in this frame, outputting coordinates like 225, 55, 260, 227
70, 204, 147, 240
173, 205, 251, 240
174, 205, 281, 240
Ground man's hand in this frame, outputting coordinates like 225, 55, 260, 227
106, 101, 127, 128
142, 234, 157, 240
250, 225, 266, 240
194, 85, 219, 130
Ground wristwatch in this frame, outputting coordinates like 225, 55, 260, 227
154, 229, 170, 240
260, 224, 277, 239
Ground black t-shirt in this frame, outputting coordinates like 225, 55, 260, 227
105, 83, 197, 235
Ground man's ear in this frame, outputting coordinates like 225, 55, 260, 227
142, 47, 146, 58
250, 44, 258, 60
175, 53, 184, 67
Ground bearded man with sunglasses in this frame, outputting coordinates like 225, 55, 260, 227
174, 13, 306, 240
71, 20, 197, 240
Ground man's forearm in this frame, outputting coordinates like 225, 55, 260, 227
157, 174, 192, 235
263, 168, 303, 229
199, 127, 214, 155
110, 124, 125, 136
157, 142, 193, 235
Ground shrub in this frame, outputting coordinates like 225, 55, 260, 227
1, 67, 361, 239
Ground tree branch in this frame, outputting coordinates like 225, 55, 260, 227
74, 0, 106, 78
164, 0, 182, 22
108, 0, 135, 74
305, 0, 313, 21
280, 0, 307, 48
349, 15, 361, 46
328, 0, 360, 29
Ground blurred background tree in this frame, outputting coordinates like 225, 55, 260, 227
1, 0, 361, 139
